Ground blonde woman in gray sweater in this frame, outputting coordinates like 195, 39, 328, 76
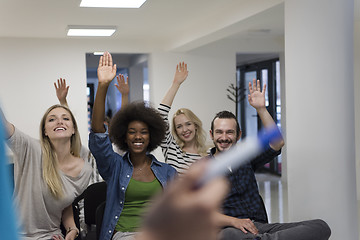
1, 104, 92, 240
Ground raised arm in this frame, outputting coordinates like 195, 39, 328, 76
91, 52, 117, 133
54, 78, 69, 107
115, 74, 129, 108
0, 107, 15, 139
160, 62, 188, 106
248, 79, 284, 150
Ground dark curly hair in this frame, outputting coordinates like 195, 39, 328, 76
109, 101, 167, 152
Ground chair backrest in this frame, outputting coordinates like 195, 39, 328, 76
7, 163, 14, 193
84, 181, 107, 226
95, 201, 106, 240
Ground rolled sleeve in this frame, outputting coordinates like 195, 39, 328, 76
89, 131, 118, 180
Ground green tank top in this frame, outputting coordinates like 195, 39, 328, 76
115, 177, 162, 232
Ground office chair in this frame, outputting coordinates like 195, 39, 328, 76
7, 163, 14, 193
95, 201, 106, 240
83, 181, 107, 240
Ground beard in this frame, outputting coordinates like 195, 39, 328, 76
214, 139, 234, 153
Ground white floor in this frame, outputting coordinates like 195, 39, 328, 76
256, 173, 288, 223
257, 173, 360, 240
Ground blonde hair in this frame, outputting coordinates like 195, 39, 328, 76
39, 105, 81, 199
172, 108, 207, 156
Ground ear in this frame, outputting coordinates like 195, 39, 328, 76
209, 130, 214, 140
237, 130, 242, 141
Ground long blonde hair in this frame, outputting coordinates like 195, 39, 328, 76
172, 108, 207, 156
39, 105, 81, 199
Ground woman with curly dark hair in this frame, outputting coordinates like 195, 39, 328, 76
109, 101, 167, 153
89, 52, 177, 240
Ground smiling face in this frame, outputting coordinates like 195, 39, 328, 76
126, 120, 150, 155
210, 118, 241, 155
43, 107, 75, 141
174, 114, 197, 144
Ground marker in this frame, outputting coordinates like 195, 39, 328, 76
197, 126, 282, 186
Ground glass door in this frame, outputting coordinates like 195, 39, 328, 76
237, 59, 281, 175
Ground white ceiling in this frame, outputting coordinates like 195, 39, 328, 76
0, 0, 284, 54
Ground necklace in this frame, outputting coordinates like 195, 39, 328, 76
134, 163, 148, 171
133, 157, 150, 171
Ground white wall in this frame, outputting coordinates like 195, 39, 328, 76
0, 38, 155, 146
285, 0, 358, 239
354, 0, 360, 232
0, 38, 89, 145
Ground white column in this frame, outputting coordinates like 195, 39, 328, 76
284, 0, 358, 239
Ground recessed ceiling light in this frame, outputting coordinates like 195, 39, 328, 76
80, 0, 147, 8
67, 26, 116, 37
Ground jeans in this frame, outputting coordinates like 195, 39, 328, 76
218, 219, 331, 240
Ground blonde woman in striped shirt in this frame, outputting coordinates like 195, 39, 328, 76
158, 62, 207, 174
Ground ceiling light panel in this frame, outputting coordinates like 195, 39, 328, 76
80, 0, 147, 8
67, 26, 116, 37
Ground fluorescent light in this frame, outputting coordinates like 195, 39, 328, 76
67, 26, 116, 37
143, 84, 149, 90
93, 52, 105, 55
80, 0, 147, 8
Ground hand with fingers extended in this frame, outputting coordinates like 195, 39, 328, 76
173, 62, 189, 86
115, 74, 130, 108
115, 74, 129, 96
54, 78, 69, 106
161, 62, 189, 107
97, 51, 117, 85
248, 79, 266, 110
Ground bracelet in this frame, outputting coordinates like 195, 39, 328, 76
66, 227, 79, 238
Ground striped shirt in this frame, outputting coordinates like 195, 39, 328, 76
158, 104, 203, 174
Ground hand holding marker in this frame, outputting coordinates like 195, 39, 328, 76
198, 126, 282, 186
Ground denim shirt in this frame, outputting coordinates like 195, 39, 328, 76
89, 131, 177, 240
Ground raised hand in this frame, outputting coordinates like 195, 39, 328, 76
115, 74, 129, 96
248, 79, 266, 110
161, 62, 189, 106
97, 52, 117, 85
54, 78, 69, 106
173, 62, 188, 86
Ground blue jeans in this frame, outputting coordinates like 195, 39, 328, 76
218, 219, 331, 240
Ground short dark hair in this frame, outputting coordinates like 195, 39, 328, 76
109, 101, 166, 152
210, 110, 241, 137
